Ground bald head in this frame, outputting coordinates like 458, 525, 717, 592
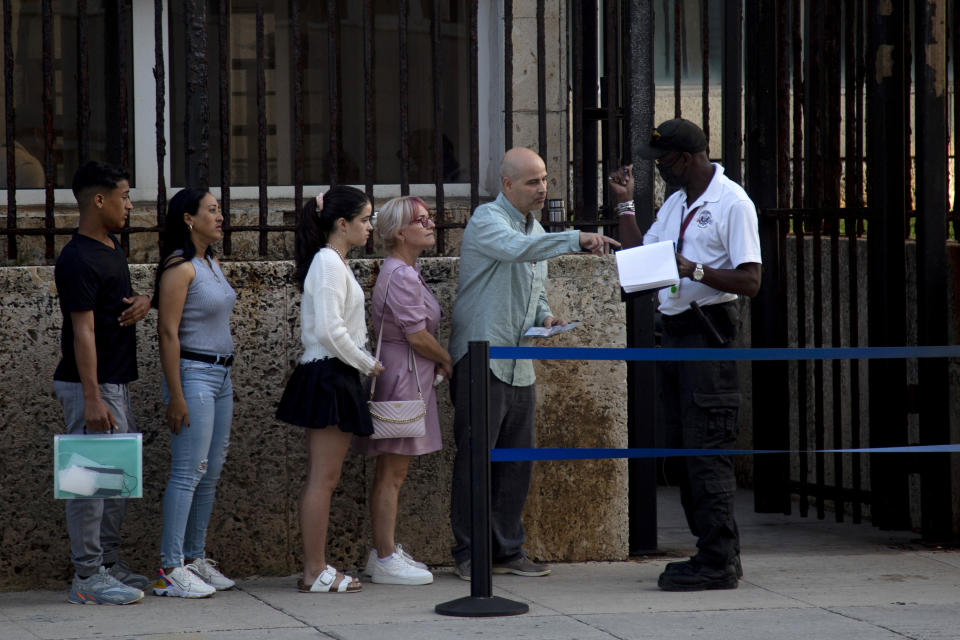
500, 147, 545, 181
500, 147, 548, 214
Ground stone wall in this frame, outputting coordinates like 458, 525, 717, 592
0, 254, 627, 590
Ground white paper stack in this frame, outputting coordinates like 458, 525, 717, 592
615, 240, 680, 293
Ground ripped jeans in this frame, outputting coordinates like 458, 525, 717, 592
160, 358, 233, 567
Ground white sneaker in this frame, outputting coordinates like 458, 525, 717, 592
153, 565, 216, 598
370, 553, 433, 585
189, 558, 235, 591
363, 544, 429, 577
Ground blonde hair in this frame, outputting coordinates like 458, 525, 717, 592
376, 196, 428, 252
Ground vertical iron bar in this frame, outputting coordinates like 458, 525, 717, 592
362, 0, 375, 191
469, 0, 478, 212
42, 0, 54, 260
117, 1, 130, 173
954, 0, 960, 241
504, 0, 513, 151
840, 0, 860, 524
866, 0, 911, 530
914, 0, 951, 540
662, 0, 671, 76
363, 0, 375, 213
825, 0, 844, 522
777, 0, 790, 207
256, 2, 268, 256
721, 0, 742, 182
700, 0, 708, 144
827, 0, 844, 523
792, 0, 803, 209
626, 0, 658, 553
746, 0, 790, 515
603, 0, 619, 222
398, 0, 410, 194
571, 1, 584, 218
536, 0, 548, 223
904, 1, 913, 238
850, 0, 864, 523
674, 0, 681, 117
77, 0, 90, 163
581, 1, 598, 226
775, 0, 792, 508
431, 0, 445, 253
184, 0, 210, 187
114, 0, 131, 253
155, 0, 167, 242
326, 0, 340, 184
792, 0, 807, 517
4, 0, 17, 261
812, 211, 824, 521
288, 0, 302, 219
220, 0, 231, 254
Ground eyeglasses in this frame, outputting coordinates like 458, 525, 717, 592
409, 215, 435, 228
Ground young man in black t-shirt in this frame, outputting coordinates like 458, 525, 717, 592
53, 161, 151, 605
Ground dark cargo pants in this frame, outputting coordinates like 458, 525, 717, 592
658, 302, 742, 568
449, 357, 536, 566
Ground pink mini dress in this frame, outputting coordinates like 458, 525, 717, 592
353, 257, 443, 456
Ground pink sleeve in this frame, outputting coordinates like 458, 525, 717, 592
384, 266, 427, 334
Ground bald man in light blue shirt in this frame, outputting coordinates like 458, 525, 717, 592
448, 147, 618, 580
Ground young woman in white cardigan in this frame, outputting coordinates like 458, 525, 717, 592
275, 186, 383, 593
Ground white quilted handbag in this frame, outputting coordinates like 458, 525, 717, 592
367, 268, 428, 440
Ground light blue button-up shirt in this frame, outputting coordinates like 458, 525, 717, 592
449, 192, 581, 386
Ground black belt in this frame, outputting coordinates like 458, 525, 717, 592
181, 349, 234, 367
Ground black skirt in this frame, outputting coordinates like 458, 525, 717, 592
275, 358, 373, 435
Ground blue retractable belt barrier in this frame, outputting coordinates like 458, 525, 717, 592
491, 444, 960, 462
490, 345, 960, 362
438, 341, 960, 618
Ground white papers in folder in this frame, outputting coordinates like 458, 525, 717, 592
615, 240, 680, 293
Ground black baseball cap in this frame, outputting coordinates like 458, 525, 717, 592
635, 118, 707, 160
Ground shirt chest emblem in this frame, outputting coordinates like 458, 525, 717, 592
696, 210, 713, 228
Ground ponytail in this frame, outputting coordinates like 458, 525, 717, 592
293, 185, 369, 290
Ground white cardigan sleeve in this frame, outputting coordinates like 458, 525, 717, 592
305, 251, 378, 374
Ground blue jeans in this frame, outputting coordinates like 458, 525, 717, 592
160, 359, 233, 567
54, 381, 136, 576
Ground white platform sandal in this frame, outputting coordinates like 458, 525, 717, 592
298, 565, 362, 593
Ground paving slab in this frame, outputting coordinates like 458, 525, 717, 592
1, 488, 959, 640
581, 607, 908, 640
832, 604, 960, 640
0, 588, 308, 640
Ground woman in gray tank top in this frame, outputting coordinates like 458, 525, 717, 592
151, 188, 237, 599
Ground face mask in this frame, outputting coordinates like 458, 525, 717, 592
58, 453, 127, 497
657, 160, 685, 186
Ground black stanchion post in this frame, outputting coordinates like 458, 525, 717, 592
436, 341, 528, 617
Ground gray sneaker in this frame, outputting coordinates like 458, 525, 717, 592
68, 566, 145, 605
455, 559, 471, 582
106, 561, 150, 590
492, 554, 551, 577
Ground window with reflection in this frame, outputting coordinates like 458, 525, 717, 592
0, 1, 135, 188
169, 0, 470, 187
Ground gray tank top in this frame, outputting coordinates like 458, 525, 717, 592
177, 252, 236, 355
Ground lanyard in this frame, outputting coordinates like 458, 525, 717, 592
676, 204, 704, 254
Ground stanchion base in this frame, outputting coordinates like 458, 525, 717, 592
435, 595, 529, 617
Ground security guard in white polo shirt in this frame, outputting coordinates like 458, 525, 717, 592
610, 118, 762, 591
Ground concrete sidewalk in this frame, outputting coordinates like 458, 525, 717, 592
3, 488, 959, 639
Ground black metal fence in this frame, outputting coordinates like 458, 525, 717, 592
2, 0, 958, 538
1, 0, 481, 262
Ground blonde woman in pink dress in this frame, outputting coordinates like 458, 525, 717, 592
355, 196, 452, 586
